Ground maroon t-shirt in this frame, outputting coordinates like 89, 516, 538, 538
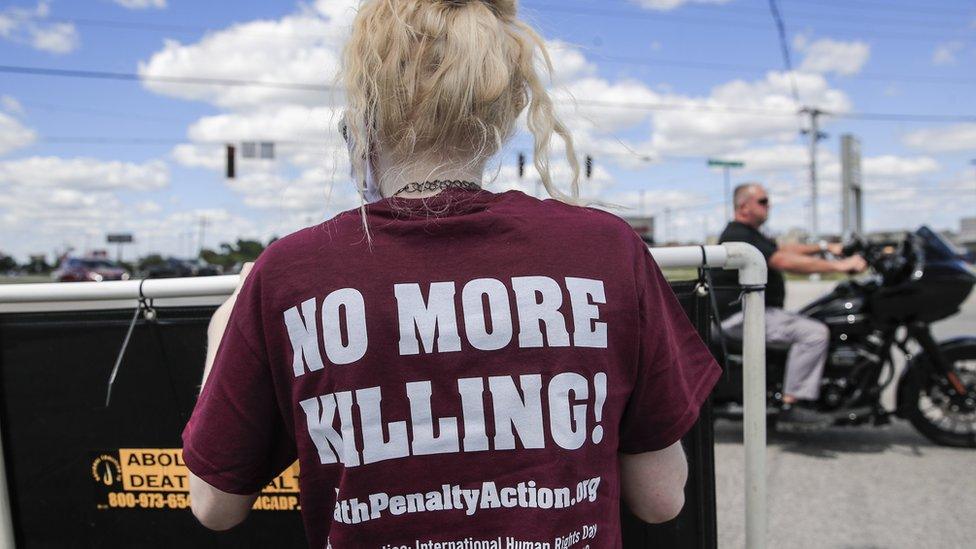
182, 187, 720, 548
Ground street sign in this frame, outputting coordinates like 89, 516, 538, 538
707, 159, 745, 168
241, 142, 275, 160
106, 234, 133, 244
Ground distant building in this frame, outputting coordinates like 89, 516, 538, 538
621, 215, 655, 245
778, 227, 841, 245
960, 216, 976, 253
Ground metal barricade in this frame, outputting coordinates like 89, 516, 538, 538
0, 243, 767, 549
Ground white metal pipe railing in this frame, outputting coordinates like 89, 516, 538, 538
0, 274, 235, 303
651, 243, 767, 549
0, 242, 768, 549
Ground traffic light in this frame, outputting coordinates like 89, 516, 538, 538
518, 152, 525, 178
585, 155, 593, 179
226, 144, 236, 179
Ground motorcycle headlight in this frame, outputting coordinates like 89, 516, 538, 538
88, 272, 104, 282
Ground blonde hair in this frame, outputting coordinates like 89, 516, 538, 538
339, 0, 593, 240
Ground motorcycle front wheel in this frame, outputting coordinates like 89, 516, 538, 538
903, 343, 976, 449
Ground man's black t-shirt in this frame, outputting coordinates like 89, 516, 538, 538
711, 221, 786, 318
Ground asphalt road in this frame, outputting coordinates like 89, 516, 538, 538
715, 281, 976, 549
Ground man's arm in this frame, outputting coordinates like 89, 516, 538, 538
189, 263, 260, 531
769, 250, 866, 275
619, 441, 688, 523
777, 241, 843, 256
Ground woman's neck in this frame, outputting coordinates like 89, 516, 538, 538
374, 150, 486, 198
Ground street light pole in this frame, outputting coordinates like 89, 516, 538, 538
707, 158, 745, 222
800, 107, 828, 243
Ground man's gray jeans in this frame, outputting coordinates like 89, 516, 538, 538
720, 307, 829, 401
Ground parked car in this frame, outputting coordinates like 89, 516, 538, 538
53, 257, 130, 282
144, 258, 221, 278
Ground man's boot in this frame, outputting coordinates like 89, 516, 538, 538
776, 401, 834, 432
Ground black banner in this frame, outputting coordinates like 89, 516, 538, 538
0, 280, 715, 548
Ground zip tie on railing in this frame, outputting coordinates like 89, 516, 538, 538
729, 284, 767, 308
105, 279, 157, 407
696, 245, 732, 374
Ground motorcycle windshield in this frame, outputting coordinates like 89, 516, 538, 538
916, 226, 965, 263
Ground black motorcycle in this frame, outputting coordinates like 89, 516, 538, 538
710, 226, 976, 448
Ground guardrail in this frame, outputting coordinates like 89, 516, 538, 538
0, 242, 767, 549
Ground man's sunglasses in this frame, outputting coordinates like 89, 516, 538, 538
757, 197, 770, 206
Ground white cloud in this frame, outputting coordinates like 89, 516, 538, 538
113, 0, 167, 9
171, 143, 224, 170
903, 123, 976, 153
644, 71, 850, 155
0, 95, 25, 115
0, 111, 36, 155
129, 2, 890, 247
0, 157, 250, 260
137, 2, 358, 109
0, 157, 169, 191
135, 200, 162, 214
224, 168, 351, 213
553, 77, 661, 134
186, 105, 344, 144
545, 40, 598, 86
932, 41, 963, 66
796, 37, 870, 76
0, 2, 78, 54
862, 155, 940, 180
629, 0, 732, 11
730, 144, 810, 172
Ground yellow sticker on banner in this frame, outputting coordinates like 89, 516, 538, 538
119, 449, 189, 492
92, 449, 300, 512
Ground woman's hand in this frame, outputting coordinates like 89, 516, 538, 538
201, 262, 255, 387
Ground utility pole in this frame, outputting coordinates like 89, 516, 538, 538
640, 189, 647, 216
664, 207, 672, 244
197, 216, 209, 259
800, 107, 828, 242
970, 159, 976, 197
707, 158, 745, 222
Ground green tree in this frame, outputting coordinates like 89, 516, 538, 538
23, 255, 51, 274
199, 237, 276, 271
0, 253, 17, 272
138, 254, 166, 272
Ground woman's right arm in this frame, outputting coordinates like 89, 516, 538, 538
619, 441, 688, 523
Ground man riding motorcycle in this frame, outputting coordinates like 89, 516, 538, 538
714, 183, 868, 430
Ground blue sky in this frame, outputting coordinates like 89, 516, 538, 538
0, 0, 974, 261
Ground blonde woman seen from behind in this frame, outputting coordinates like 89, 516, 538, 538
182, 1, 721, 547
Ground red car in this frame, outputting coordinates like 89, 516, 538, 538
53, 257, 131, 282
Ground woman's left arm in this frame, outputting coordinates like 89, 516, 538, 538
201, 262, 254, 386
189, 262, 261, 530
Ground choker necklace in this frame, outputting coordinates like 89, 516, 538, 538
392, 180, 481, 197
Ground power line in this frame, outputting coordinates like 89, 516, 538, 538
524, 2, 976, 42
48, 16, 214, 34
47, 6, 975, 41
15, 14, 972, 83
16, 100, 175, 123
836, 111, 976, 123
5, 64, 976, 123
767, 0, 803, 113
0, 65, 337, 92
578, 51, 976, 86
782, 0, 976, 17
672, 0, 976, 30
